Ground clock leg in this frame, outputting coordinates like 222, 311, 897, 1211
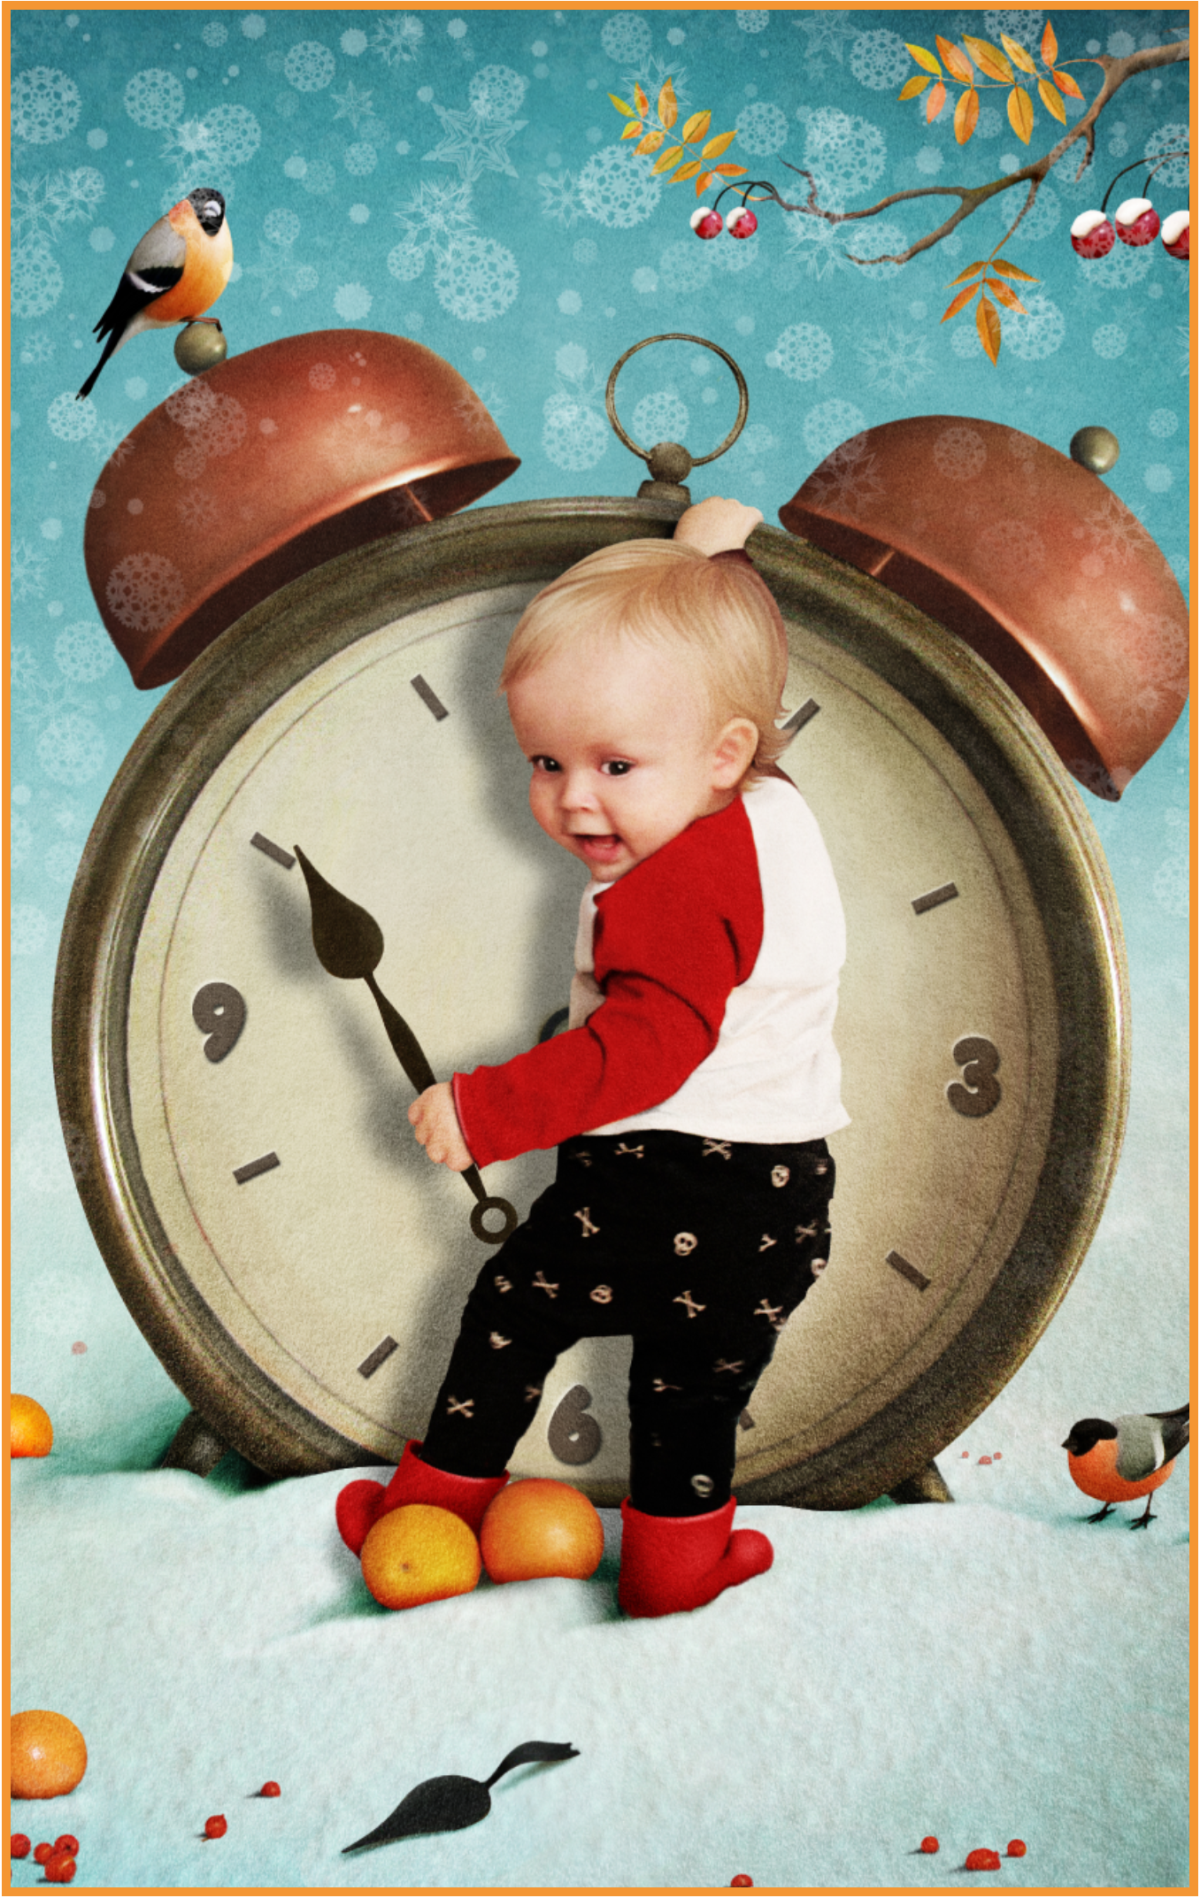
888, 1459, 953, 1505
159, 1410, 229, 1477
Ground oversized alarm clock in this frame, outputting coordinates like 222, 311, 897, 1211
58, 329, 1177, 1510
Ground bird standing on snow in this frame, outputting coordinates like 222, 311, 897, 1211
1063, 1403, 1189, 1528
77, 186, 232, 400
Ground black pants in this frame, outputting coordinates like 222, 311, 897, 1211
421, 1129, 835, 1515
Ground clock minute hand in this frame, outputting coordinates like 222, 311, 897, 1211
294, 847, 517, 1246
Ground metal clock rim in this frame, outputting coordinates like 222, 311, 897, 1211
53, 498, 1130, 1498
604, 334, 750, 467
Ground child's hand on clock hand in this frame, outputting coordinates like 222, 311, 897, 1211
409, 1082, 474, 1171
673, 495, 763, 556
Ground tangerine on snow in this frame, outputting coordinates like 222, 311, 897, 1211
360, 1504, 481, 1610
10, 1396, 53, 1459
480, 1478, 604, 1584
9, 1712, 87, 1799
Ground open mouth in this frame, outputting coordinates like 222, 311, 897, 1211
573, 833, 623, 862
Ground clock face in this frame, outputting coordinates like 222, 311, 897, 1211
54, 501, 1129, 1505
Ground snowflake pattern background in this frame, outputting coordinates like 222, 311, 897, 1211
4, 9, 1192, 1710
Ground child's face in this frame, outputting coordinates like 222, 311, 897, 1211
506, 638, 755, 883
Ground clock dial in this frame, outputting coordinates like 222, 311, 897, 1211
55, 502, 1128, 1504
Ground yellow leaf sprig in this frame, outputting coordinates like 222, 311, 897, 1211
940, 256, 1039, 363
900, 20, 1084, 146
609, 80, 747, 194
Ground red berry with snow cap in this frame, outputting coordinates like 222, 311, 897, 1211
1162, 209, 1189, 258
1115, 197, 1160, 245
725, 207, 758, 239
690, 206, 724, 241
1071, 210, 1115, 258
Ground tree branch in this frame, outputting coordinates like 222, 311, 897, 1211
767, 37, 1188, 267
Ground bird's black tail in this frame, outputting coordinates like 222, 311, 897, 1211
1153, 1404, 1190, 1460
77, 332, 119, 401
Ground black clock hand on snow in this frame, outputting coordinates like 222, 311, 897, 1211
342, 1741, 579, 1852
294, 847, 517, 1243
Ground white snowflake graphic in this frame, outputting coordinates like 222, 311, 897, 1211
1144, 123, 1190, 192
13, 67, 82, 143
433, 234, 520, 322
105, 553, 187, 633
423, 102, 527, 181
36, 713, 107, 787
11, 175, 61, 246
783, 214, 856, 281
333, 282, 373, 320
542, 402, 609, 472
856, 323, 934, 396
396, 179, 475, 252
1092, 322, 1129, 360
1076, 240, 1154, 292
48, 392, 97, 443
124, 68, 185, 131
1003, 291, 1066, 362
578, 146, 662, 228
20, 332, 55, 366
768, 322, 835, 382
849, 29, 912, 90
332, 80, 376, 129
11, 241, 63, 318
982, 11, 1045, 54
284, 41, 336, 92
600, 13, 653, 65
619, 54, 692, 119
656, 237, 712, 296
737, 102, 788, 157
803, 108, 888, 210
802, 399, 868, 464
631, 390, 689, 446
539, 171, 582, 227
241, 239, 318, 302
264, 208, 301, 247
88, 419, 133, 467
468, 64, 528, 119
1072, 491, 1151, 572
47, 165, 105, 225
55, 623, 115, 685
387, 240, 426, 283
344, 142, 378, 178
454, 382, 507, 441
799, 14, 859, 63
801, 430, 884, 512
11, 540, 49, 601
372, 14, 425, 65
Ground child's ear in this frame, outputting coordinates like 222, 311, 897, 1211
711, 717, 759, 788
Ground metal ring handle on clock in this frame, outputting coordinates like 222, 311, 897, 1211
604, 334, 750, 478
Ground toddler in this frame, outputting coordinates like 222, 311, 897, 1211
336, 497, 848, 1616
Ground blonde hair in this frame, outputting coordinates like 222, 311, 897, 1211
500, 539, 791, 781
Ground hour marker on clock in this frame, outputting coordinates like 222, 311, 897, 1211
782, 698, 820, 736
411, 674, 449, 720
250, 833, 295, 869
912, 882, 959, 914
887, 1249, 930, 1292
358, 1336, 399, 1379
233, 1152, 280, 1185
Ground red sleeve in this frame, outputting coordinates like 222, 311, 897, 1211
452, 797, 764, 1167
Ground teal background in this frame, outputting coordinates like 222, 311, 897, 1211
7, 9, 1192, 1890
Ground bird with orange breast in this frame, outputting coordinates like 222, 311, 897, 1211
77, 186, 232, 400
1063, 1403, 1189, 1528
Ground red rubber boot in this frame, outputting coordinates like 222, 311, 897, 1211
335, 1440, 508, 1555
617, 1498, 774, 1617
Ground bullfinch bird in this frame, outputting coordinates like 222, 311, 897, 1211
77, 186, 232, 400
1063, 1403, 1189, 1527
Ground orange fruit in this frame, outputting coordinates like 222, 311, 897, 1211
9, 1712, 87, 1799
10, 1396, 53, 1459
480, 1478, 605, 1584
360, 1504, 481, 1611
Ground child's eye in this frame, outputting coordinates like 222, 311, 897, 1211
531, 755, 561, 773
600, 760, 633, 777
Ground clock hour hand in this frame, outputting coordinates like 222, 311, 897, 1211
294, 847, 518, 1246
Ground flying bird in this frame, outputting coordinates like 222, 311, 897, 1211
77, 186, 232, 400
1063, 1402, 1189, 1528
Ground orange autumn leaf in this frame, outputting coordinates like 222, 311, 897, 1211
608, 92, 635, 118
985, 276, 1029, 312
900, 74, 931, 100
1041, 21, 1058, 65
620, 119, 645, 141
976, 293, 1002, 362
964, 34, 1014, 81
987, 258, 1038, 282
926, 79, 947, 122
682, 109, 712, 143
695, 170, 715, 195
657, 78, 678, 129
1038, 76, 1066, 121
712, 162, 747, 177
906, 41, 943, 76
936, 35, 974, 83
673, 159, 703, 182
702, 128, 738, 160
942, 281, 982, 321
947, 260, 988, 284
636, 129, 665, 155
1052, 67, 1084, 99
1007, 84, 1034, 142
954, 87, 979, 143
1000, 32, 1038, 75
633, 83, 650, 118
652, 145, 684, 172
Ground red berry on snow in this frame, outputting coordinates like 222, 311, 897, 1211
34, 1844, 54, 1864
920, 1836, 939, 1854
1007, 1840, 1027, 1858
204, 1816, 228, 1840
260, 1781, 281, 1798
53, 1837, 79, 1856
44, 1854, 77, 1885
1162, 209, 1189, 259
726, 207, 758, 239
1115, 197, 1161, 245
10, 1837, 31, 1860
1071, 210, 1115, 258
690, 206, 724, 240
731, 1878, 754, 1888
966, 1847, 1001, 1871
